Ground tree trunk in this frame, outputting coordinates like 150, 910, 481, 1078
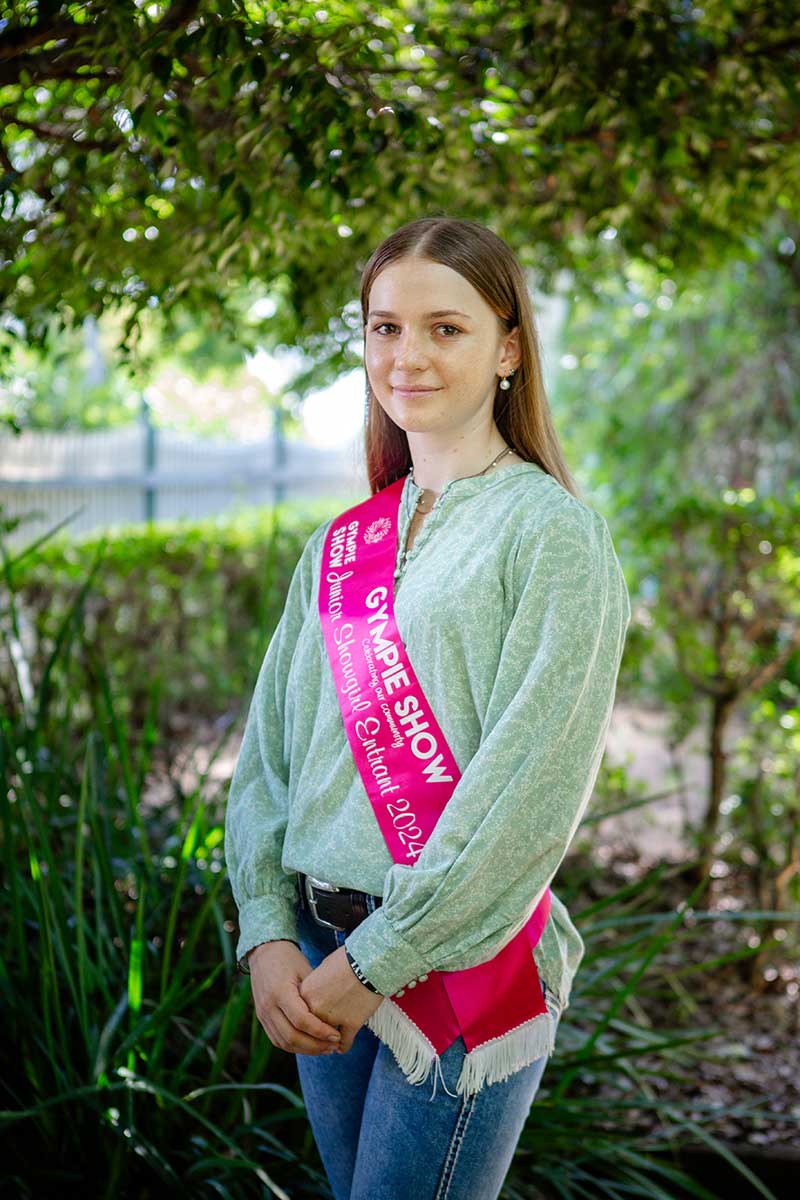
696, 692, 736, 880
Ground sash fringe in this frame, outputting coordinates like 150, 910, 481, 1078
365, 999, 557, 1099
365, 999, 439, 1086
455, 1011, 556, 1096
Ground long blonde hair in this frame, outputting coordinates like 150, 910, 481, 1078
360, 216, 581, 500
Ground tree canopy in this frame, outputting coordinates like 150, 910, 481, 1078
1, 0, 799, 374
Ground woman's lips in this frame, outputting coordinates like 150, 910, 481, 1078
392, 386, 439, 397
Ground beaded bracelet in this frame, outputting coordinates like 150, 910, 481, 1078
345, 947, 381, 994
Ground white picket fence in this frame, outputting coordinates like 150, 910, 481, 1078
0, 424, 367, 549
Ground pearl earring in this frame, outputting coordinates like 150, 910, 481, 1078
499, 368, 516, 391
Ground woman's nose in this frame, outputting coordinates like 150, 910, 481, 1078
394, 332, 429, 369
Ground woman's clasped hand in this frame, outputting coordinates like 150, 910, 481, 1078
248, 939, 384, 1056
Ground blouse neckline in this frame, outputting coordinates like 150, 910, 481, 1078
396, 461, 549, 578
404, 460, 547, 504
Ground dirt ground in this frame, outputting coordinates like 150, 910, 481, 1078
590, 701, 799, 1153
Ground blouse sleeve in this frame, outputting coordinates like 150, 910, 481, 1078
224, 523, 324, 973
344, 498, 631, 997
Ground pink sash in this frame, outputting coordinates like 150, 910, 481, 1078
317, 475, 554, 1094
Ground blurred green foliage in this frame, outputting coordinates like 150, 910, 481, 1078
0, 303, 305, 437
2, 0, 799, 379
1, 315, 142, 431
4, 499, 338, 742
551, 208, 800, 881
556, 210, 800, 514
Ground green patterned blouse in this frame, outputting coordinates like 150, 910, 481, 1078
224, 461, 631, 1013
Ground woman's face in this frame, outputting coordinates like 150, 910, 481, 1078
364, 257, 519, 438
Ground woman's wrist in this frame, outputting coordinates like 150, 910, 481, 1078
239, 939, 299, 975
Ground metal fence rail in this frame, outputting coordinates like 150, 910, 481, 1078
0, 423, 366, 548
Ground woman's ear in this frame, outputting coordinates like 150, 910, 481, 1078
500, 325, 522, 374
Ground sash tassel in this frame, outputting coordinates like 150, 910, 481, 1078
455, 1010, 555, 1096
365, 997, 557, 1099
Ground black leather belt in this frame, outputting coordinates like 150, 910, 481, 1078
297, 872, 383, 934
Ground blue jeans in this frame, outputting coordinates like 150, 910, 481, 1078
294, 897, 560, 1200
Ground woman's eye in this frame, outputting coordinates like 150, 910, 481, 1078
370, 323, 461, 336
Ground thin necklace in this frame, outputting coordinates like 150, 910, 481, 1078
408, 444, 517, 514
397, 444, 519, 576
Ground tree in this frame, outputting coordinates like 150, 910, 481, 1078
1, 0, 799, 376
553, 209, 800, 878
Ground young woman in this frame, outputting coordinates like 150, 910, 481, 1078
224, 216, 631, 1200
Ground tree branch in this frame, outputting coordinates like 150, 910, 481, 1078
0, 17, 78, 64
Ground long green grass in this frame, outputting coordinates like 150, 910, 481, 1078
508, 859, 798, 1198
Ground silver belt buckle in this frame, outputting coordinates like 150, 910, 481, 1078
303, 874, 346, 931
